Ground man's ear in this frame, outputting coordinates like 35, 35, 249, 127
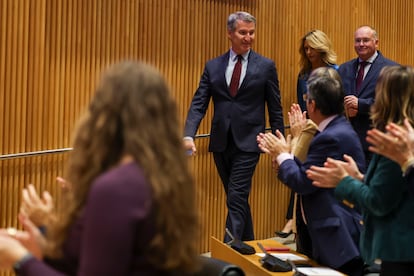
227, 30, 232, 39
308, 100, 316, 112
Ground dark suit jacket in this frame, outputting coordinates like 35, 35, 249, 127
407, 170, 414, 196
338, 51, 398, 150
184, 50, 284, 152
278, 115, 366, 268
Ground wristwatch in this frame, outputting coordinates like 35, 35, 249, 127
13, 253, 33, 273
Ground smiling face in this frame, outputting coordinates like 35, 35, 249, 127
227, 20, 255, 55
354, 26, 378, 61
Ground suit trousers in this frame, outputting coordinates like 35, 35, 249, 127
296, 212, 364, 276
213, 131, 260, 242
295, 206, 313, 258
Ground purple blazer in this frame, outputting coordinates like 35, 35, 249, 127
17, 162, 165, 276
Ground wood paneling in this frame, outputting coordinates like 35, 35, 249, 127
1, 1, 414, 274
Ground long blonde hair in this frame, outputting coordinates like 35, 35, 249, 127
49, 61, 199, 273
299, 30, 337, 76
371, 65, 414, 131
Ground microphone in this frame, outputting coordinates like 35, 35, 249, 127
257, 242, 292, 272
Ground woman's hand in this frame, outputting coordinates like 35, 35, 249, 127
20, 184, 54, 227
0, 232, 29, 270
367, 119, 414, 167
0, 213, 46, 268
17, 213, 46, 259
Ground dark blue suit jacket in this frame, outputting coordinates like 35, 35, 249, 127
338, 51, 398, 151
278, 115, 366, 268
184, 50, 284, 152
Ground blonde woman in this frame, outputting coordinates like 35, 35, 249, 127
297, 29, 338, 111
277, 35, 339, 237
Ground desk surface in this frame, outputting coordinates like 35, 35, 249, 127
211, 236, 300, 275
210, 236, 343, 276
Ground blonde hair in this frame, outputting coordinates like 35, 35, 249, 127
49, 61, 199, 273
299, 30, 337, 76
371, 65, 414, 131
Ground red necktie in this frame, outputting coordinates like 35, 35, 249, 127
356, 61, 368, 93
229, 55, 242, 97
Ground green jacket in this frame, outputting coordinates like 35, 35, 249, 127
335, 154, 414, 264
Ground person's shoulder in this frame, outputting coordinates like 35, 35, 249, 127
376, 51, 399, 65
330, 64, 339, 70
330, 115, 353, 128
206, 52, 229, 64
324, 116, 355, 135
249, 50, 274, 63
338, 58, 357, 68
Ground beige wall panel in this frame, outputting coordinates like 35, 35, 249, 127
1, 2, 414, 274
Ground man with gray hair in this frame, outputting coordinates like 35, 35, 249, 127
257, 72, 365, 275
184, 11, 284, 242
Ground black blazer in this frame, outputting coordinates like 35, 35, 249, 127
184, 50, 284, 152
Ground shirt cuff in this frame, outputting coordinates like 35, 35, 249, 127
276, 152, 293, 165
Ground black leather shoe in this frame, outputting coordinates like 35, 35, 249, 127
275, 230, 293, 238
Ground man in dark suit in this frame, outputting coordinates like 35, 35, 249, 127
183, 11, 284, 242
257, 76, 365, 276
338, 25, 398, 165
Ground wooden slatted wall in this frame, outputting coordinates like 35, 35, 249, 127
1, 1, 414, 274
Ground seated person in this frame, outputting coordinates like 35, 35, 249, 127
257, 71, 365, 276
0, 61, 201, 275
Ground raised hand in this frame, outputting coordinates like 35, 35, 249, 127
257, 130, 290, 158
20, 184, 54, 227
367, 118, 414, 167
288, 103, 307, 138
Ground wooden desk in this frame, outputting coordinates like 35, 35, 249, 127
210, 236, 301, 275
211, 236, 343, 276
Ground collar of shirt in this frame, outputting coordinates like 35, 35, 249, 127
226, 50, 250, 87
359, 51, 378, 64
318, 115, 338, 132
276, 115, 338, 166
229, 49, 250, 62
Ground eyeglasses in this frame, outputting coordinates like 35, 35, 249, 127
354, 38, 374, 44
303, 94, 313, 103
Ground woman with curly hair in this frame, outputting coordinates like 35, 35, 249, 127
0, 61, 200, 275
